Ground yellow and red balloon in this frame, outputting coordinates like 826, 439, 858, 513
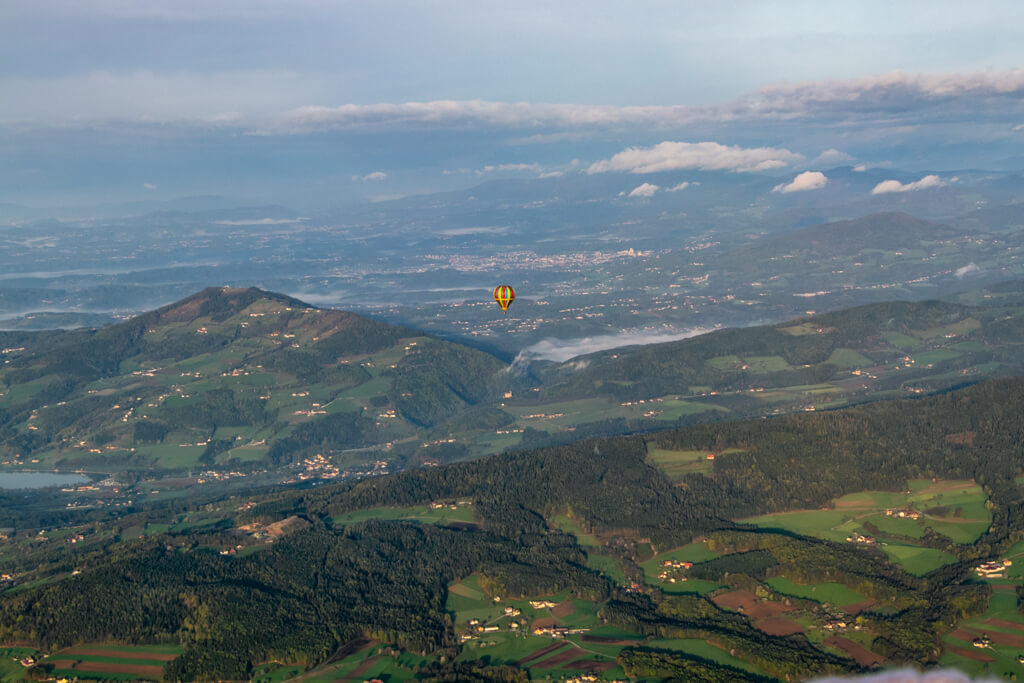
493, 285, 515, 314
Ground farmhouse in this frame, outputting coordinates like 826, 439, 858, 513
885, 508, 921, 519
975, 561, 1009, 578
846, 532, 877, 545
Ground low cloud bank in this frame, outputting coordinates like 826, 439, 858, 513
517, 327, 715, 363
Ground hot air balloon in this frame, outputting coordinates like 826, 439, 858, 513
493, 285, 515, 314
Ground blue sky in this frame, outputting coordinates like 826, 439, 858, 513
3, 1, 1024, 207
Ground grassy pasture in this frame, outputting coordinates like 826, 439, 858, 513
650, 399, 728, 421
132, 444, 205, 469
549, 515, 599, 546
827, 348, 874, 369
880, 544, 958, 576
251, 662, 303, 683
881, 331, 922, 350
764, 577, 867, 607
706, 355, 742, 371
742, 355, 792, 373
332, 503, 475, 527
586, 553, 626, 585
644, 638, 765, 674
646, 448, 714, 479
743, 479, 989, 568
911, 349, 963, 366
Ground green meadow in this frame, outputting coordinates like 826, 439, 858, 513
742, 479, 988, 573
765, 577, 867, 607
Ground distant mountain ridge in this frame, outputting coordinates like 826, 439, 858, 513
733, 212, 959, 260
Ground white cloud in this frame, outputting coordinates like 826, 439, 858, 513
667, 182, 691, 192
142, 182, 156, 190
871, 174, 946, 194
627, 183, 659, 197
772, 171, 828, 194
6, 68, 1024, 133
538, 171, 564, 178
853, 164, 868, 172
354, 171, 388, 181
811, 149, 853, 165
810, 668, 993, 683
955, 262, 980, 278
1014, 123, 1024, 131
588, 141, 803, 175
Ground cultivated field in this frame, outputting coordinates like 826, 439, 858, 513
39, 644, 182, 681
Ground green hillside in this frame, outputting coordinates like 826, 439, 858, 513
535, 296, 1024, 409
0, 287, 506, 472
6, 286, 1024, 475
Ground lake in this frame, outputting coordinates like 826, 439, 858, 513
0, 471, 90, 490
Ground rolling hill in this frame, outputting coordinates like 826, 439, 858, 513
4, 376, 1024, 681
0, 287, 507, 472
7, 285, 1024, 475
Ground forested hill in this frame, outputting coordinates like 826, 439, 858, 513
4, 377, 1024, 681
8, 285, 1024, 473
286, 376, 1024, 546
0, 286, 508, 470
536, 296, 1024, 403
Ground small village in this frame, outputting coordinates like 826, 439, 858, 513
457, 597, 591, 646
656, 558, 693, 584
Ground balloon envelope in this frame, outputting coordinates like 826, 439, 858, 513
493, 285, 515, 313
